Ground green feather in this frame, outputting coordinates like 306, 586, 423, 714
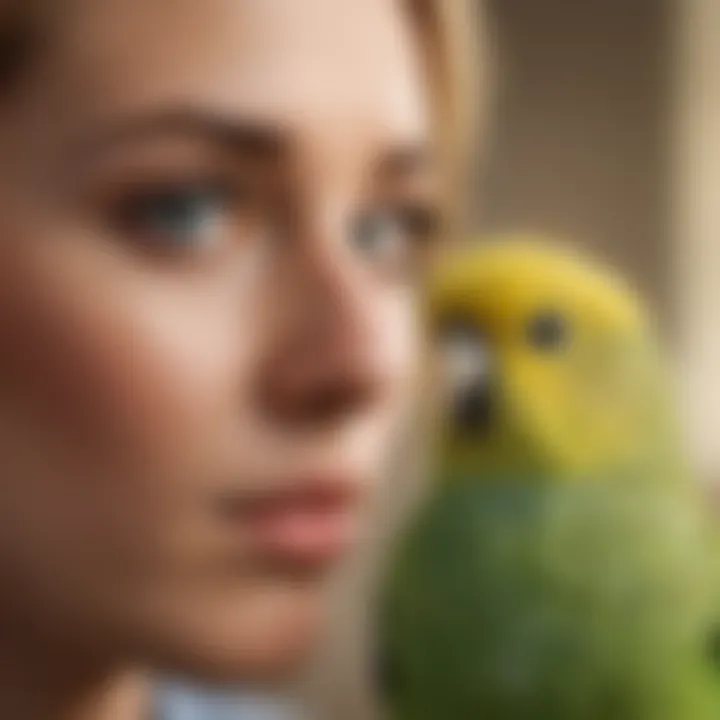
380, 477, 719, 719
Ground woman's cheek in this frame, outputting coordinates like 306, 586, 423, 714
379, 287, 423, 400
0, 234, 253, 478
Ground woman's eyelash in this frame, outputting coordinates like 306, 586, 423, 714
114, 179, 232, 215
107, 178, 243, 243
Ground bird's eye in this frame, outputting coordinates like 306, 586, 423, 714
526, 310, 570, 351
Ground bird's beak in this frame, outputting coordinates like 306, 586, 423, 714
440, 325, 496, 436
452, 373, 495, 435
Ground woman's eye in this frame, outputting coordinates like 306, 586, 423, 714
113, 183, 235, 250
354, 211, 404, 261
352, 205, 436, 276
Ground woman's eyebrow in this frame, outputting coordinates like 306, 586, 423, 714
72, 106, 289, 161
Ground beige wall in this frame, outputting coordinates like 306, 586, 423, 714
478, 0, 673, 331
672, 0, 720, 483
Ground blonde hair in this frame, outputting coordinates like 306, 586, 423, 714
412, 0, 488, 230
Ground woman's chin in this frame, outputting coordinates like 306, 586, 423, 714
147, 583, 326, 685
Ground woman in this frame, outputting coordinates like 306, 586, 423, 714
0, 1, 477, 718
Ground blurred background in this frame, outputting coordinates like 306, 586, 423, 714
297, 0, 720, 717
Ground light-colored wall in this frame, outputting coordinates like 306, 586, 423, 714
478, 0, 672, 330
672, 0, 720, 485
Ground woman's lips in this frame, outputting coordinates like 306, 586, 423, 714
218, 479, 362, 567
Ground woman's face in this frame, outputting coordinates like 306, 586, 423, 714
0, 0, 433, 680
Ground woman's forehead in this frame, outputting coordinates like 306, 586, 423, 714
35, 0, 430, 153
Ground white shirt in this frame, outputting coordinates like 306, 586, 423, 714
154, 680, 302, 720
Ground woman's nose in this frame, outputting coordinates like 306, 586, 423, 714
256, 245, 393, 431
264, 353, 385, 429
